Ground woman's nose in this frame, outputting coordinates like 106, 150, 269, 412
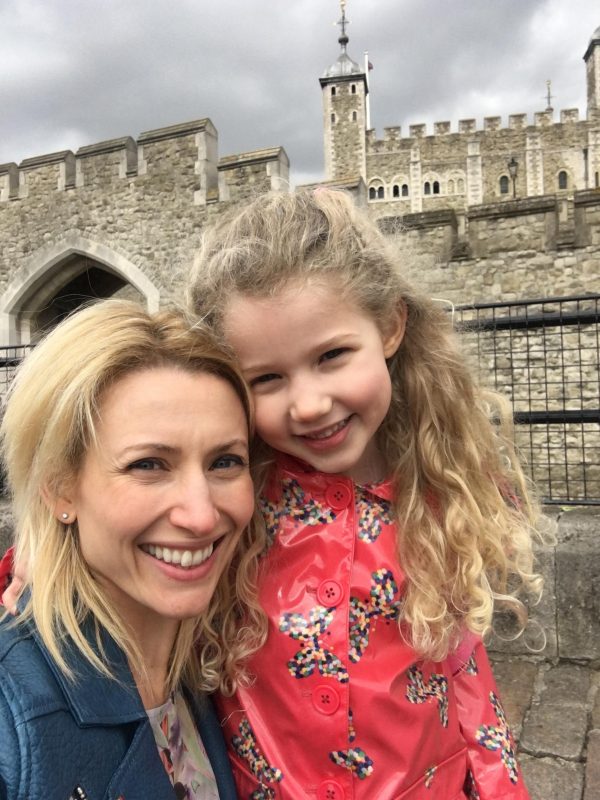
169, 476, 220, 535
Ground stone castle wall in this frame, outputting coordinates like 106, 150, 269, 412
379, 190, 600, 302
365, 114, 600, 214
0, 120, 288, 343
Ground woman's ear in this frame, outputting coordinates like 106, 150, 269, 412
40, 483, 76, 525
382, 302, 407, 358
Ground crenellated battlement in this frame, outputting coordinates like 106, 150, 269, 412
0, 118, 288, 207
366, 108, 584, 152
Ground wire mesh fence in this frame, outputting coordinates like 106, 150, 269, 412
455, 294, 600, 505
0, 296, 598, 505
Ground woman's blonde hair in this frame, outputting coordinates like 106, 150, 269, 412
189, 188, 542, 660
1, 299, 267, 694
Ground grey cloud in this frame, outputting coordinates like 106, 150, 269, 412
1, 0, 597, 185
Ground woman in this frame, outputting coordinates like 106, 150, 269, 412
0, 300, 267, 799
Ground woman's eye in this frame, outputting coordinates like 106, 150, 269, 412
320, 348, 347, 363
127, 458, 163, 472
250, 373, 279, 387
211, 454, 247, 471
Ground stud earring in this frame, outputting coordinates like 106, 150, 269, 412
61, 512, 69, 521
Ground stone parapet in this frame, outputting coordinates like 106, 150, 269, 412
488, 507, 600, 663
0, 118, 225, 207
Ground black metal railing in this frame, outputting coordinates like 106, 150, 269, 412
455, 294, 600, 505
0, 345, 34, 395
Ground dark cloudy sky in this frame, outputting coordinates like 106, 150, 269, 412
2, 0, 598, 186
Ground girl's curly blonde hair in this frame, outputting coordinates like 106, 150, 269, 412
1, 299, 267, 695
189, 188, 542, 661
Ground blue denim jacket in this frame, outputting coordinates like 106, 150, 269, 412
0, 612, 236, 800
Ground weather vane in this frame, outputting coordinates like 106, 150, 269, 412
336, 0, 349, 42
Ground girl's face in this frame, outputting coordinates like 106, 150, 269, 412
57, 366, 254, 652
223, 281, 405, 483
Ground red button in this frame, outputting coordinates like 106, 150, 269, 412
325, 482, 352, 510
317, 780, 345, 800
317, 579, 344, 607
312, 684, 341, 715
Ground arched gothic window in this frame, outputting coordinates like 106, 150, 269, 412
392, 184, 400, 198
402, 184, 409, 196
558, 170, 568, 190
499, 175, 510, 194
424, 182, 431, 195
433, 181, 440, 195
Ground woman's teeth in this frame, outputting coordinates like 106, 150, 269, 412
142, 543, 214, 568
305, 418, 348, 440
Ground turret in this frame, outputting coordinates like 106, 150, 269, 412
319, 1, 368, 181
584, 25, 600, 120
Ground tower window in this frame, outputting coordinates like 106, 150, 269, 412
351, 84, 356, 94
402, 184, 409, 196
457, 178, 465, 193
352, 111, 357, 121
499, 175, 509, 194
369, 187, 376, 200
433, 181, 440, 195
393, 184, 400, 198
424, 182, 431, 195
331, 113, 336, 124
331, 86, 336, 97
377, 186, 384, 199
558, 170, 568, 190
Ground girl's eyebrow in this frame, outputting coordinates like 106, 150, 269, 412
243, 333, 358, 373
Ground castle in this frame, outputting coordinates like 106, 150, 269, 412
322, 9, 600, 213
0, 13, 599, 346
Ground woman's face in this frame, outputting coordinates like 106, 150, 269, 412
64, 366, 254, 647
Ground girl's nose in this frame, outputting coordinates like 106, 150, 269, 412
289, 385, 333, 423
169, 476, 220, 535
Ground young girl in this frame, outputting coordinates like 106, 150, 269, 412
188, 189, 541, 800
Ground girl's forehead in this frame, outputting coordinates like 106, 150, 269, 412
224, 275, 353, 314
222, 282, 381, 353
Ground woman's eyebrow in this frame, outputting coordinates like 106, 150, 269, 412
116, 443, 178, 458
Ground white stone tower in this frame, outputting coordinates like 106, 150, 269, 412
584, 25, 600, 120
319, 1, 368, 181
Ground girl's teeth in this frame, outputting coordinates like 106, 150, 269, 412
143, 543, 214, 569
307, 419, 347, 439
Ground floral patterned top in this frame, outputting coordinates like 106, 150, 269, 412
217, 455, 530, 800
147, 691, 219, 800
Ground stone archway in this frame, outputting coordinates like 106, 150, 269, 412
0, 234, 160, 344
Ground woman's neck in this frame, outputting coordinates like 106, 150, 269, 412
132, 662, 171, 709
125, 616, 179, 709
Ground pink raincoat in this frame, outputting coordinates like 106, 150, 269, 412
217, 456, 529, 800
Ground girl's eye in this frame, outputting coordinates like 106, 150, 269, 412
211, 454, 247, 471
320, 348, 347, 363
127, 458, 163, 472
